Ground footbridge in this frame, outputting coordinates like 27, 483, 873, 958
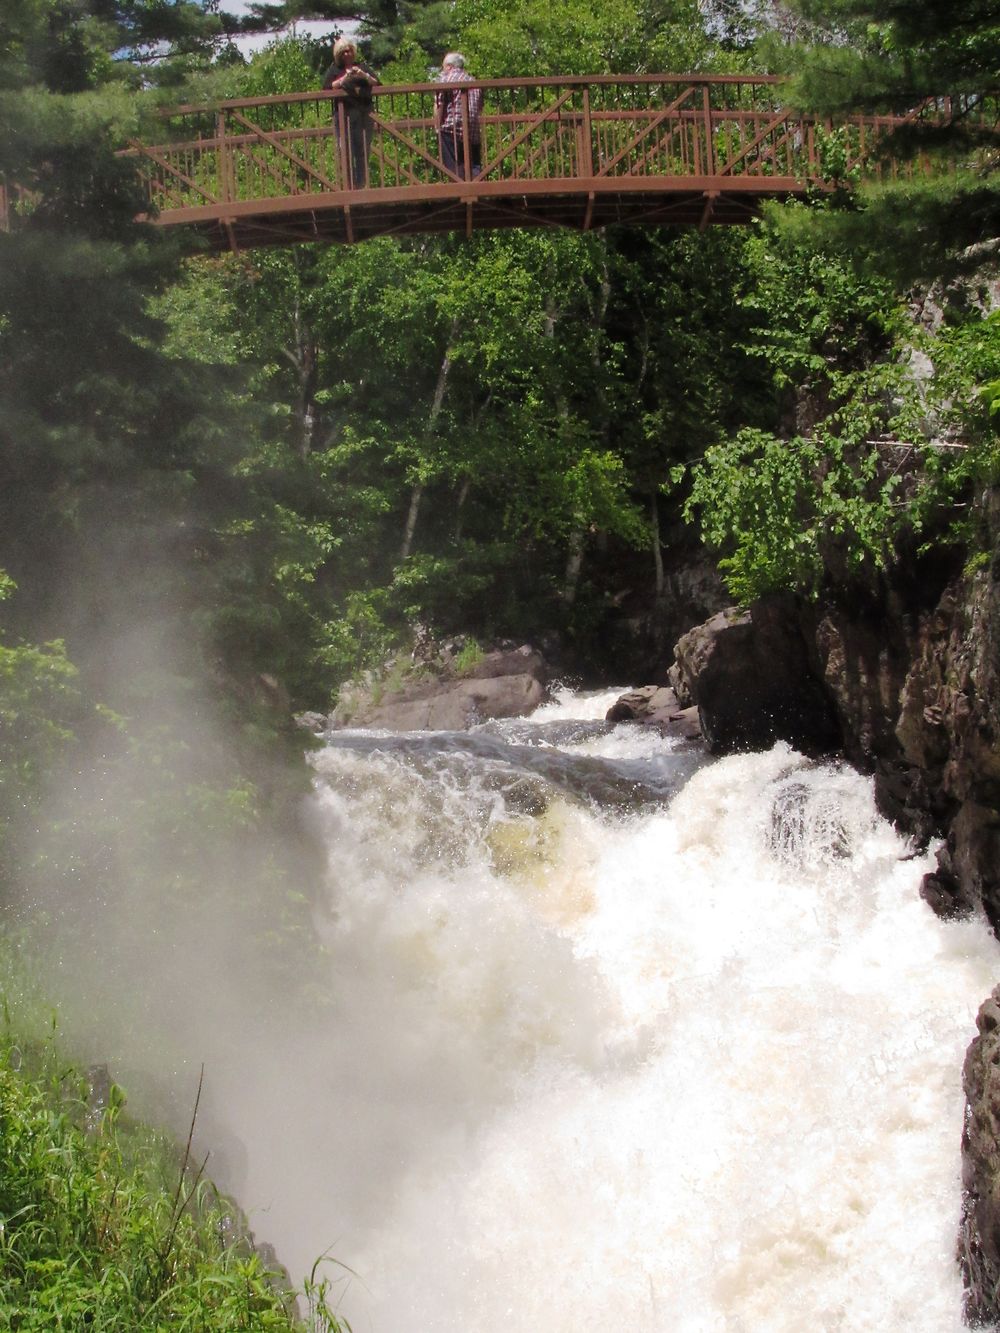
124, 74, 944, 251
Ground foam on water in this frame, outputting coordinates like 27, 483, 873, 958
530, 683, 633, 722
239, 696, 1000, 1332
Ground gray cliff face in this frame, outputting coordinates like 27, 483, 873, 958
961, 988, 1000, 1327
894, 524, 1000, 928
807, 494, 1000, 931
668, 488, 1000, 933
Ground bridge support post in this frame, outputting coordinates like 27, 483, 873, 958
216, 111, 235, 204
578, 88, 593, 178
701, 84, 715, 177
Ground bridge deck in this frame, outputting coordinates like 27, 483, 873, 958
123, 75, 951, 250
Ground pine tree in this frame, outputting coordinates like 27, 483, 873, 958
766, 0, 1000, 281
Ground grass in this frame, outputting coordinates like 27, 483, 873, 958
451, 638, 485, 674
0, 994, 351, 1331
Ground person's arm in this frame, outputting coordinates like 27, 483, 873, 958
435, 83, 455, 131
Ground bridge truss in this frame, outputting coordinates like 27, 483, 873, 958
123, 74, 941, 251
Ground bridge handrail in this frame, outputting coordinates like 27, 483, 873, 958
100, 74, 999, 250
149, 78, 1000, 127
158, 73, 791, 119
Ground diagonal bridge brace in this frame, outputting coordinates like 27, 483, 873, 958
596, 86, 702, 177
480, 90, 578, 178
715, 109, 797, 176
128, 141, 219, 204
369, 118, 457, 184
372, 91, 585, 184
227, 109, 340, 192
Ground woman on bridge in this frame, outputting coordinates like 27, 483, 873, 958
323, 38, 381, 189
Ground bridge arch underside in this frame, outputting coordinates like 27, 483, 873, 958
154, 178, 804, 251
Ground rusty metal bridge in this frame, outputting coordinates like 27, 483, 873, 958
123, 74, 946, 251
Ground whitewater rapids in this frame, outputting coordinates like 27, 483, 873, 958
247, 687, 1000, 1332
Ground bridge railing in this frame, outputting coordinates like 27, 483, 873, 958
126, 74, 928, 217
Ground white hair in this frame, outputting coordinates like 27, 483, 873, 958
442, 52, 465, 69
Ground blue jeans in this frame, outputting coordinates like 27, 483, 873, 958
440, 130, 481, 179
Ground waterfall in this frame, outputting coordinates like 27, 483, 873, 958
243, 687, 1000, 1331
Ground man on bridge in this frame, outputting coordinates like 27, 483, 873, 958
435, 53, 483, 180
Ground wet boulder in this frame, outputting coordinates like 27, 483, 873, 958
605, 685, 702, 741
668, 600, 840, 756
330, 644, 549, 731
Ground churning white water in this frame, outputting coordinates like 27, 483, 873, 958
253, 688, 1000, 1331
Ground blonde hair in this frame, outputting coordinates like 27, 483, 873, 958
333, 36, 356, 65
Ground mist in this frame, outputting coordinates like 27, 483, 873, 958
7, 566, 999, 1332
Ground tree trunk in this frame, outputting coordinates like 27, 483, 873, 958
453, 475, 471, 541
400, 317, 459, 561
281, 290, 318, 458
562, 527, 585, 606
401, 481, 424, 562
651, 490, 665, 597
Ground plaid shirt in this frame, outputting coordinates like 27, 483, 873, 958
436, 68, 483, 140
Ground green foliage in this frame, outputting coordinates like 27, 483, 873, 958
316, 589, 395, 684
452, 637, 485, 672
682, 209, 1000, 604
770, 0, 1000, 287
0, 638, 82, 801
389, 548, 498, 625
784, 0, 1000, 108
906, 308, 1000, 541
684, 423, 907, 601
233, 34, 332, 97
155, 219, 727, 662
0, 0, 225, 97
0, 1010, 344, 1330
358, 0, 454, 66
738, 225, 905, 382
682, 227, 929, 601
450, 0, 710, 76
766, 177, 1000, 290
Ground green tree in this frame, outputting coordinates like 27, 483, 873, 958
680, 228, 949, 602
764, 0, 1000, 284
451, 0, 711, 77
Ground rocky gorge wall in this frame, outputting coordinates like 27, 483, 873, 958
668, 491, 1000, 934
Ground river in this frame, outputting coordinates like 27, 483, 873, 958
242, 686, 1000, 1331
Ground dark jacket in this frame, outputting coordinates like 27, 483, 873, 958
322, 62, 379, 109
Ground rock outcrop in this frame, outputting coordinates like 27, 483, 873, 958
659, 497, 1000, 931
800, 522, 1000, 930
605, 684, 702, 740
667, 599, 840, 756
961, 986, 1000, 1326
327, 642, 549, 732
